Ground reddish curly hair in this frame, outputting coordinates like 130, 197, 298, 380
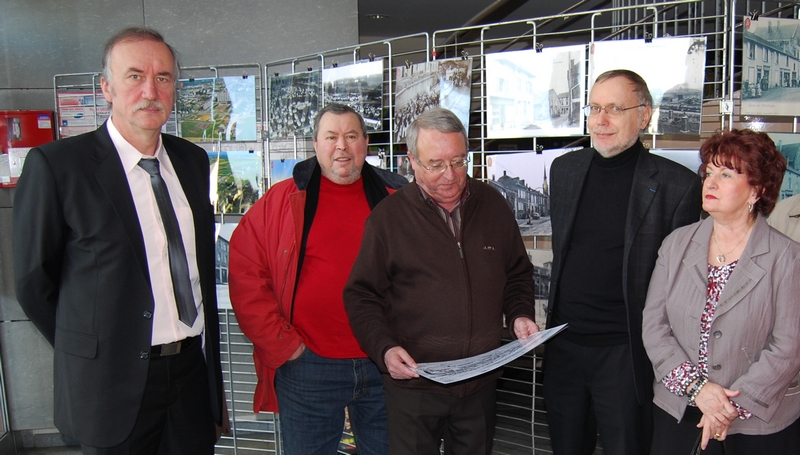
699, 129, 787, 217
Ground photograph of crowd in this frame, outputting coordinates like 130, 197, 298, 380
486, 46, 585, 138
393, 58, 473, 142
590, 37, 707, 134
178, 76, 257, 142
268, 71, 321, 138
741, 17, 800, 117
322, 60, 384, 131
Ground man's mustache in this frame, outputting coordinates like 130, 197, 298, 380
133, 101, 167, 112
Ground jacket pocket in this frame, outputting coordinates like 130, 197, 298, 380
787, 371, 800, 397
55, 328, 98, 359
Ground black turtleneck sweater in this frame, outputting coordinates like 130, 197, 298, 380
553, 143, 640, 346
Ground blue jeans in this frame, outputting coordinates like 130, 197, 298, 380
275, 348, 388, 455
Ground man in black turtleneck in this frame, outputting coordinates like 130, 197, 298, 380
544, 70, 702, 455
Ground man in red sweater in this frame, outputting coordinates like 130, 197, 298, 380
228, 104, 407, 454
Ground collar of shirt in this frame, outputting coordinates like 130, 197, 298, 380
417, 179, 470, 214
417, 181, 470, 240
106, 117, 175, 179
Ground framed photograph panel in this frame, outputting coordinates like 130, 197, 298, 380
394, 58, 473, 142
178, 76, 257, 142
741, 17, 800, 116
323, 60, 384, 131
268, 71, 321, 139
486, 46, 585, 139
590, 37, 707, 134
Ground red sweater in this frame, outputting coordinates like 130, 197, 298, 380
293, 176, 371, 358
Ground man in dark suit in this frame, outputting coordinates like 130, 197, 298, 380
543, 69, 702, 455
13, 27, 227, 454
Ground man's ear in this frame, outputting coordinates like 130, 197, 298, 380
640, 105, 653, 130
100, 76, 113, 104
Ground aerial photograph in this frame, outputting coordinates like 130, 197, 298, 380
178, 76, 257, 142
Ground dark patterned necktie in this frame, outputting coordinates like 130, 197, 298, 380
138, 158, 198, 326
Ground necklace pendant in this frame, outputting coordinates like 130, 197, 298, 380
716, 254, 725, 264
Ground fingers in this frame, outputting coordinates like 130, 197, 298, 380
696, 382, 739, 424
513, 317, 539, 339
700, 419, 714, 450
384, 346, 419, 380
697, 415, 727, 450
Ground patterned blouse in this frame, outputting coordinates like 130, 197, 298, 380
660, 260, 753, 420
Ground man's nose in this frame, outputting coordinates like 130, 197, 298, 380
442, 163, 457, 179
141, 78, 157, 100
594, 109, 611, 124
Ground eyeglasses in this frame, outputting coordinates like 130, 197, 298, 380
415, 157, 470, 174
583, 104, 646, 117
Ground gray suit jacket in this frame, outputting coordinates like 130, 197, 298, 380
642, 216, 800, 435
547, 142, 703, 404
13, 123, 223, 447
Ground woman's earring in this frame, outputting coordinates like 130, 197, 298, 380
748, 203, 754, 213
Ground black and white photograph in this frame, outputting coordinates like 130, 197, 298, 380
393, 57, 473, 142
268, 71, 321, 138
767, 133, 800, 199
590, 36, 707, 135
486, 46, 585, 139
322, 60, 384, 131
742, 17, 800, 117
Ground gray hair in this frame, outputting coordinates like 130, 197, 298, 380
406, 108, 469, 158
594, 69, 653, 107
102, 27, 180, 83
312, 103, 367, 139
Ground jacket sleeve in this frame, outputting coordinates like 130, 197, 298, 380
228, 194, 303, 369
343, 218, 397, 372
729, 243, 800, 421
13, 147, 63, 346
642, 232, 695, 381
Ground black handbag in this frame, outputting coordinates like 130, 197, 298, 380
690, 433, 727, 454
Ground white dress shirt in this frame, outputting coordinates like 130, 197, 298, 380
107, 118, 205, 345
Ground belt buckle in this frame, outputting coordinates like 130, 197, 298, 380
160, 340, 182, 356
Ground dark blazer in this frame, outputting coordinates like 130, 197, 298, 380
546, 142, 702, 404
13, 123, 223, 447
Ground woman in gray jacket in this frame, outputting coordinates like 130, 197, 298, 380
642, 129, 800, 454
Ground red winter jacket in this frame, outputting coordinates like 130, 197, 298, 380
228, 157, 406, 412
